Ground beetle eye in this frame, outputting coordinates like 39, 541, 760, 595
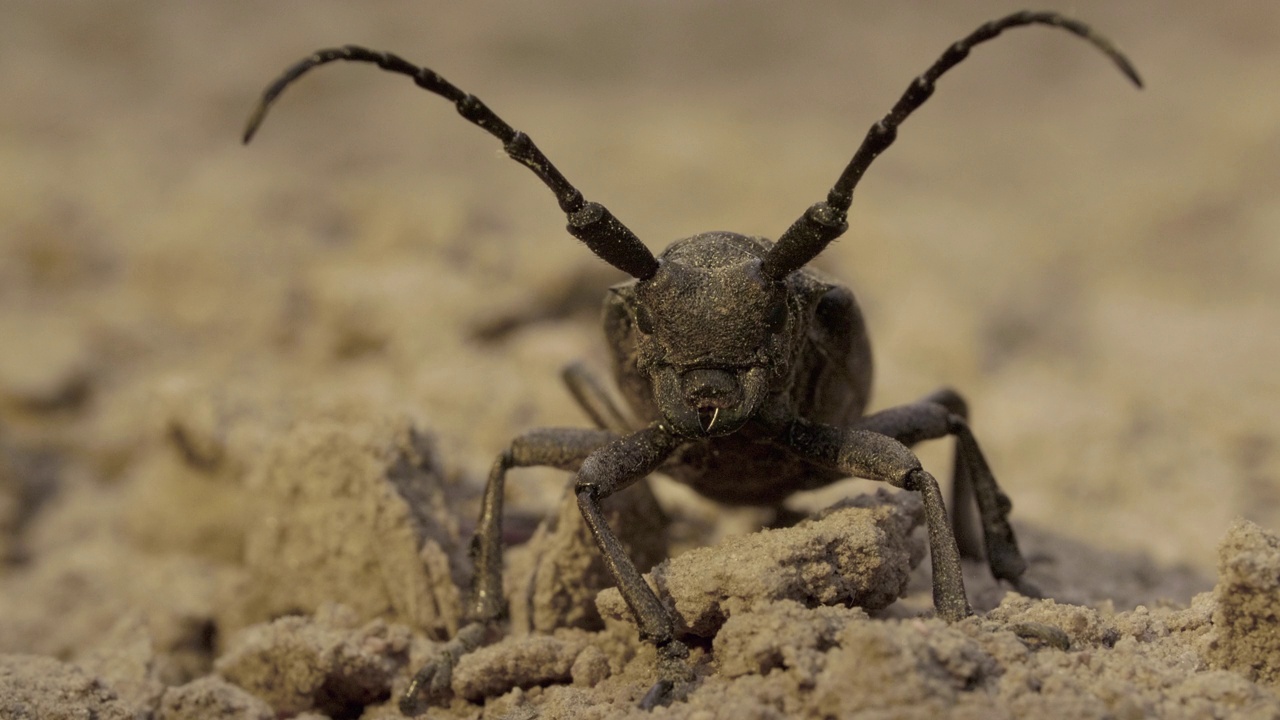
634, 305, 655, 335
765, 301, 788, 334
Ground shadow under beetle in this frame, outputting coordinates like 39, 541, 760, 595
244, 10, 1141, 715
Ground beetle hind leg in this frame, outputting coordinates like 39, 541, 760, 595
561, 361, 636, 434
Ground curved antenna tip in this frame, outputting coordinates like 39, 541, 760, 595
1119, 60, 1144, 89
1089, 25, 1144, 89
242, 102, 269, 145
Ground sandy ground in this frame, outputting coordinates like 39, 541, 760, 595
2, 1, 1280, 718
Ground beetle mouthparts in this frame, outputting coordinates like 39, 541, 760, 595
697, 406, 720, 434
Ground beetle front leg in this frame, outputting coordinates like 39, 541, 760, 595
574, 423, 687, 706
400, 426, 616, 716
786, 419, 972, 621
855, 389, 1037, 597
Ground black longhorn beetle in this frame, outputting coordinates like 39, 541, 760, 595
244, 10, 1141, 714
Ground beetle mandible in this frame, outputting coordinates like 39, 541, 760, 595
244, 10, 1141, 714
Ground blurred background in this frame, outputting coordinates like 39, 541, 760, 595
1, 0, 1277, 590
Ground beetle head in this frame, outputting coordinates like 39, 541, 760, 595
620, 234, 793, 438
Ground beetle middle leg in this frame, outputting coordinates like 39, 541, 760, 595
400, 426, 617, 715
854, 389, 1038, 597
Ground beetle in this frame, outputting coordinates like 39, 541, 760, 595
244, 10, 1141, 714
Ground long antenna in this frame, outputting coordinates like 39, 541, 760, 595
762, 11, 1142, 281
244, 45, 659, 280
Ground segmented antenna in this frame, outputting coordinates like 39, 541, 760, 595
762, 11, 1143, 281
244, 45, 659, 280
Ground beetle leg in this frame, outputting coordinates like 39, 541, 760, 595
855, 390, 1037, 597
913, 388, 983, 565
562, 361, 636, 434
400, 426, 617, 716
947, 414, 1036, 595
785, 420, 971, 621
574, 424, 688, 706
